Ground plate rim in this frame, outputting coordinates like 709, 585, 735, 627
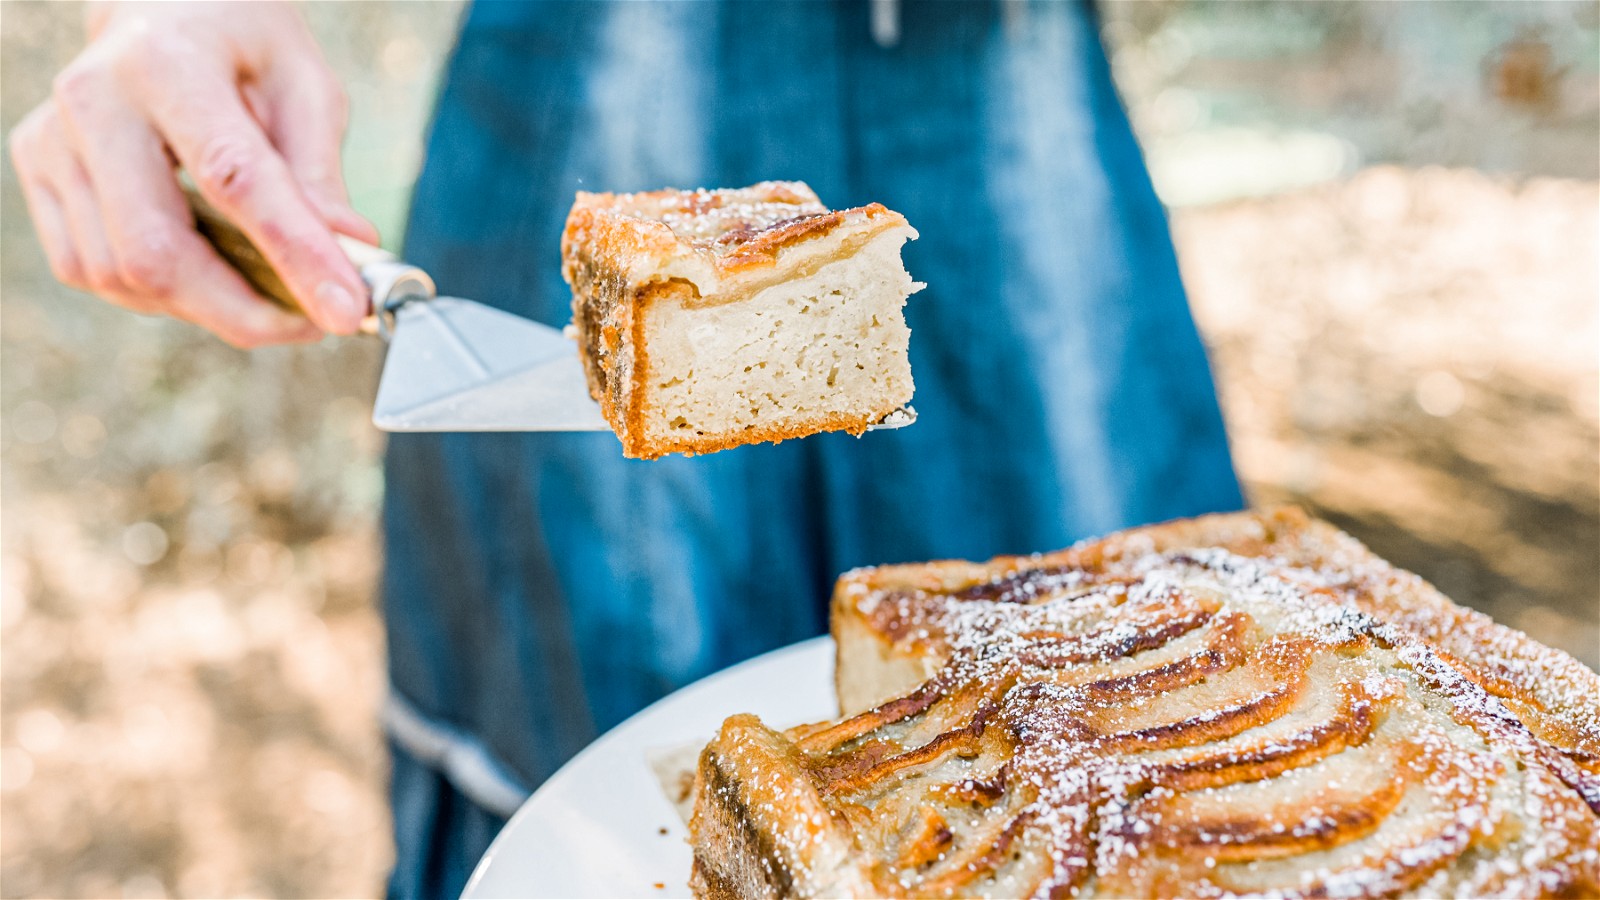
462, 635, 836, 898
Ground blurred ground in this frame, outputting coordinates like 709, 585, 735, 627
2, 2, 1596, 899
1178, 167, 1598, 667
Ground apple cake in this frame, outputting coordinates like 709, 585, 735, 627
561, 181, 921, 459
689, 508, 1600, 898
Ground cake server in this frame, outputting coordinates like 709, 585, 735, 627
188, 187, 915, 434
188, 187, 606, 432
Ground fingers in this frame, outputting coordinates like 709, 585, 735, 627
12, 104, 126, 303
163, 237, 326, 348
10, 101, 322, 349
12, 5, 370, 348
51, 148, 128, 304
51, 56, 180, 307
127, 33, 370, 335
15, 180, 79, 286
261, 56, 380, 245
10, 111, 83, 288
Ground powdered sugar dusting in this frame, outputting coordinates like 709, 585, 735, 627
605, 182, 828, 251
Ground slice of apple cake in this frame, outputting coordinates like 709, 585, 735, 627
561, 181, 920, 459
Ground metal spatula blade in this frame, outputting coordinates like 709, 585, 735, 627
372, 297, 609, 432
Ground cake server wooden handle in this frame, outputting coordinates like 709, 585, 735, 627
183, 182, 434, 336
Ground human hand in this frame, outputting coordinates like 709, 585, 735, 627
8, 1, 379, 347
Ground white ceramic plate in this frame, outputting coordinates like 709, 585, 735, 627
461, 637, 836, 899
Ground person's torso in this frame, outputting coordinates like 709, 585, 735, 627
387, 0, 1241, 797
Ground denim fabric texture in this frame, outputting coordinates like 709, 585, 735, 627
384, 1, 1243, 896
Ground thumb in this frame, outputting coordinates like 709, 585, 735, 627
258, 60, 381, 246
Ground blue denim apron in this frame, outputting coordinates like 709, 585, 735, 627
384, 1, 1242, 895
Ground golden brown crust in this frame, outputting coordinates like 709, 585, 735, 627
562, 181, 914, 460
561, 182, 907, 306
835, 507, 1600, 780
628, 408, 884, 460
696, 509, 1600, 898
562, 182, 901, 283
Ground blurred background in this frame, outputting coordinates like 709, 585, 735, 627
1, 1, 1595, 897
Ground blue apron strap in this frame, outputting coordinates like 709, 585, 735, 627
383, 687, 530, 819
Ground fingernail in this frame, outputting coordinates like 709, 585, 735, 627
315, 281, 366, 328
